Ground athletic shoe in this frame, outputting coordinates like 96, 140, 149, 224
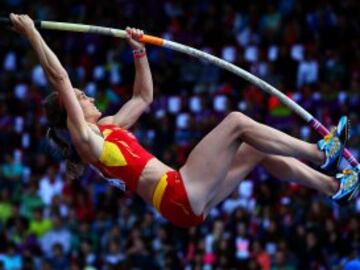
317, 116, 350, 171
332, 165, 360, 206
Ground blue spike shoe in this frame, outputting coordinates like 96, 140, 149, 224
332, 165, 360, 206
318, 116, 350, 171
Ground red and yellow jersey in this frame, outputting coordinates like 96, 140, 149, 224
94, 124, 154, 192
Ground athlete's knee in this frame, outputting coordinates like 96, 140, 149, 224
226, 111, 244, 127
225, 111, 252, 137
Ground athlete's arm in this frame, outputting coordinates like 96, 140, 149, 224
99, 27, 153, 129
10, 13, 90, 142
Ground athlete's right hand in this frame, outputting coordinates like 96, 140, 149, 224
126, 27, 145, 50
9, 13, 35, 36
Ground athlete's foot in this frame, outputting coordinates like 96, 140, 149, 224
318, 116, 350, 172
332, 165, 360, 206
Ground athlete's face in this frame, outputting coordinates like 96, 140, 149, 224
74, 88, 101, 122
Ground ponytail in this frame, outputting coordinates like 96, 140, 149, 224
47, 127, 86, 179
44, 92, 87, 179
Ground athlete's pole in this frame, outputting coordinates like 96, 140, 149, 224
1, 17, 358, 166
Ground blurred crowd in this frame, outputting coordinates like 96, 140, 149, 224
0, 0, 360, 269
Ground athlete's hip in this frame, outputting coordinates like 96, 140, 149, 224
136, 157, 173, 202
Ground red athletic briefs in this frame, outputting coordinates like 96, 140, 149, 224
95, 124, 154, 192
152, 170, 205, 228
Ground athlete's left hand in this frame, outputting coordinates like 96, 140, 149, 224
126, 27, 145, 50
9, 13, 36, 36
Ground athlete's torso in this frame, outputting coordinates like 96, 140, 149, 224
70, 121, 172, 201
93, 124, 154, 192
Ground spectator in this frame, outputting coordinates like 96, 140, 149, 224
271, 250, 295, 270
37, 166, 64, 206
0, 243, 22, 270
0, 189, 13, 224
46, 243, 69, 270
100, 224, 122, 251
235, 222, 252, 268
117, 205, 137, 235
27, 207, 52, 238
222, 190, 243, 215
20, 181, 43, 220
296, 50, 319, 89
152, 226, 170, 269
0, 154, 23, 190
103, 240, 125, 268
78, 239, 97, 268
71, 222, 99, 255
126, 228, 155, 269
73, 190, 95, 222
39, 214, 71, 257
251, 240, 271, 270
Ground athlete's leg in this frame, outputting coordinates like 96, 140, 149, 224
202, 144, 267, 212
180, 113, 243, 215
205, 146, 338, 212
233, 112, 324, 164
260, 155, 338, 196
180, 112, 326, 215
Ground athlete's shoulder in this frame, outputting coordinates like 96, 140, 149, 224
97, 116, 115, 126
97, 116, 123, 130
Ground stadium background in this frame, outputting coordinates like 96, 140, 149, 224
0, 0, 359, 269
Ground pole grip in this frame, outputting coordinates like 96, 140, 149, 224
0, 16, 41, 28
139, 35, 164, 46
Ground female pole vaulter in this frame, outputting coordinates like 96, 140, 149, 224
9, 13, 359, 228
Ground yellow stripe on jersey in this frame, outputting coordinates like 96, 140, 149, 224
99, 141, 127, 167
152, 174, 168, 213
102, 129, 113, 138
